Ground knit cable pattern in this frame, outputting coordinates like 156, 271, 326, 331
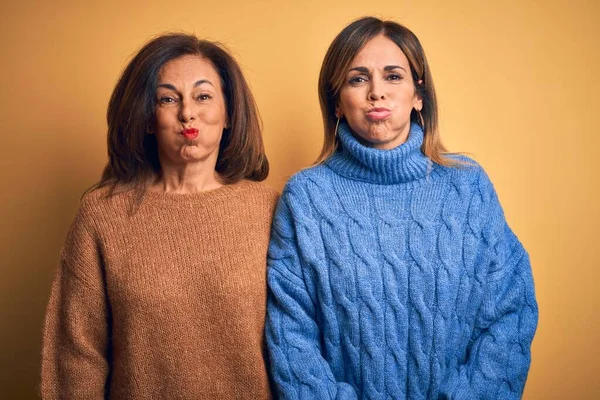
266, 122, 538, 399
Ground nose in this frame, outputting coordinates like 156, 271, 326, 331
368, 79, 385, 101
178, 99, 196, 122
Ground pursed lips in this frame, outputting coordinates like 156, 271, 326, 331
181, 128, 199, 140
366, 107, 392, 121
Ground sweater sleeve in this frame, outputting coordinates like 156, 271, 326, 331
265, 189, 358, 400
41, 204, 111, 398
439, 172, 539, 399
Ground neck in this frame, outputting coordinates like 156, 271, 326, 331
325, 120, 432, 185
154, 160, 223, 194
354, 124, 410, 151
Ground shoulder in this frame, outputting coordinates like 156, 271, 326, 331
226, 180, 280, 219
236, 179, 280, 205
271, 164, 338, 220
240, 179, 279, 197
71, 185, 136, 234
437, 156, 507, 231
435, 154, 496, 195
80, 185, 133, 216
60, 188, 113, 255
281, 164, 332, 197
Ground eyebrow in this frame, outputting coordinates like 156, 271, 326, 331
348, 65, 407, 73
193, 79, 214, 88
157, 79, 215, 91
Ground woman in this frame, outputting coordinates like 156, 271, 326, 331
41, 34, 278, 398
266, 17, 538, 399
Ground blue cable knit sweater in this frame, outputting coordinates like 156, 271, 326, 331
266, 121, 538, 399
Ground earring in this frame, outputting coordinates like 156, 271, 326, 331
334, 117, 341, 137
417, 110, 424, 128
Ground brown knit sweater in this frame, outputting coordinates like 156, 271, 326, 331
41, 180, 279, 399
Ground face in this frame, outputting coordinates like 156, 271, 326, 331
337, 34, 422, 150
154, 55, 227, 166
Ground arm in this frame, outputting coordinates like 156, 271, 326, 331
440, 172, 539, 400
41, 205, 111, 398
265, 191, 357, 400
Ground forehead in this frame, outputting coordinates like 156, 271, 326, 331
350, 34, 410, 68
157, 55, 221, 87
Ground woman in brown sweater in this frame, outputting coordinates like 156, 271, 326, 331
41, 34, 278, 399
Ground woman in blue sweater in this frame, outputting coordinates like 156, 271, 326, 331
266, 17, 538, 399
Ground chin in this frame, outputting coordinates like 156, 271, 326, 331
366, 129, 394, 143
365, 133, 406, 150
179, 145, 210, 161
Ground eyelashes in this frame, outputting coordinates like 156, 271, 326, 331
159, 96, 176, 104
347, 73, 404, 85
348, 76, 364, 84
157, 93, 213, 105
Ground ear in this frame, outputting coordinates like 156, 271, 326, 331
413, 99, 423, 112
335, 107, 342, 119
413, 80, 423, 111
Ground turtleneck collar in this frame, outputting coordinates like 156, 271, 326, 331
325, 120, 432, 184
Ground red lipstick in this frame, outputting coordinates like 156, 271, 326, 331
366, 107, 392, 121
181, 128, 199, 140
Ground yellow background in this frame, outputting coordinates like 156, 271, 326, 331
1, 0, 598, 398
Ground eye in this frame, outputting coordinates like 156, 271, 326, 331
348, 75, 368, 85
158, 96, 177, 104
197, 93, 212, 101
386, 73, 403, 81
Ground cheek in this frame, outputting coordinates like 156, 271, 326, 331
154, 108, 175, 129
339, 93, 362, 116
199, 105, 227, 127
401, 87, 418, 104
205, 109, 225, 125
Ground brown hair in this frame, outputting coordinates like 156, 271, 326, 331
94, 33, 268, 198
316, 17, 456, 166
